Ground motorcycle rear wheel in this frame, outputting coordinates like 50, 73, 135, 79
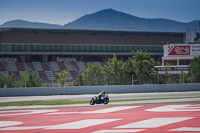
103, 98, 109, 104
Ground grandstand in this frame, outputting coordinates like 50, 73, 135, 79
0, 28, 185, 83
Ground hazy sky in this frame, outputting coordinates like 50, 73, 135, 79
0, 0, 200, 25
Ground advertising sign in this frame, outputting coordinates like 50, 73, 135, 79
191, 44, 200, 56
56, 57, 76, 62
0, 58, 17, 62
168, 45, 190, 55
164, 44, 200, 56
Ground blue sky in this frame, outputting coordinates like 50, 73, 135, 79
0, 0, 200, 25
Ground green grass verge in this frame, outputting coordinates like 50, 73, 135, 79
0, 100, 89, 106
0, 97, 199, 106
110, 97, 200, 102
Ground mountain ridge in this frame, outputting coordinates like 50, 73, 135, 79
0, 19, 62, 29
0, 9, 199, 32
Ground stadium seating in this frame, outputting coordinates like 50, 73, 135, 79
41, 62, 51, 71
33, 62, 43, 72
6, 62, 17, 71
70, 62, 79, 70
69, 70, 78, 80
45, 71, 55, 81
38, 71, 48, 81
26, 62, 35, 71
77, 61, 86, 71
57, 62, 66, 70
15, 62, 26, 71
49, 62, 60, 71
0, 62, 6, 71
0, 61, 105, 83
93, 61, 102, 67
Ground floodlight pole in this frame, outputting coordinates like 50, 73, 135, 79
79, 77, 80, 86
79, 70, 81, 86
105, 75, 107, 86
157, 72, 159, 84
52, 77, 54, 87
25, 71, 27, 88
132, 74, 134, 85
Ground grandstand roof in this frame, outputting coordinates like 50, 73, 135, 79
0, 27, 184, 45
0, 27, 185, 35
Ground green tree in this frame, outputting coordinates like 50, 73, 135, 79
0, 73, 4, 88
187, 56, 200, 83
179, 70, 186, 84
161, 63, 179, 84
74, 63, 104, 86
18, 72, 42, 87
55, 70, 71, 87
127, 50, 153, 84
0, 73, 17, 88
7, 73, 18, 88
102, 54, 129, 85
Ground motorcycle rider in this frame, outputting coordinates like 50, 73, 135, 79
90, 90, 109, 105
97, 90, 108, 101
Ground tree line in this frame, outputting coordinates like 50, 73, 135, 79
60, 51, 200, 86
0, 51, 200, 88
0, 71, 41, 88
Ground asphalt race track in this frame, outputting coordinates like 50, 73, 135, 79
0, 102, 200, 133
1, 91, 200, 103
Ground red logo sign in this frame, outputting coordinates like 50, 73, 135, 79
168, 45, 190, 55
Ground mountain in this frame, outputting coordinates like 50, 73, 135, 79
0, 9, 199, 32
0, 19, 62, 29
64, 9, 199, 32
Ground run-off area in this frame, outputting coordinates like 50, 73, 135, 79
0, 103, 200, 133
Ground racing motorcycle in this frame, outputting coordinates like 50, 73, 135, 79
90, 95, 109, 105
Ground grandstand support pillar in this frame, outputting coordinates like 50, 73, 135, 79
177, 59, 179, 66
21, 55, 26, 62
180, 70, 185, 84
162, 58, 164, 66
43, 55, 48, 62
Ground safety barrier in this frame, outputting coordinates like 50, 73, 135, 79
0, 83, 200, 96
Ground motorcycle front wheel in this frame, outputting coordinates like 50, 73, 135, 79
90, 99, 95, 105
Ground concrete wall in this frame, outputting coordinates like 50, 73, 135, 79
1, 83, 200, 96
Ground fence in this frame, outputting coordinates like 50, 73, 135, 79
0, 83, 200, 96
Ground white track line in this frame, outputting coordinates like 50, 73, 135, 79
0, 121, 23, 128
146, 104, 200, 112
82, 106, 141, 114
47, 106, 141, 115
0, 109, 58, 116
91, 129, 145, 133
0, 119, 121, 130
46, 119, 121, 129
115, 117, 194, 128
170, 127, 200, 131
